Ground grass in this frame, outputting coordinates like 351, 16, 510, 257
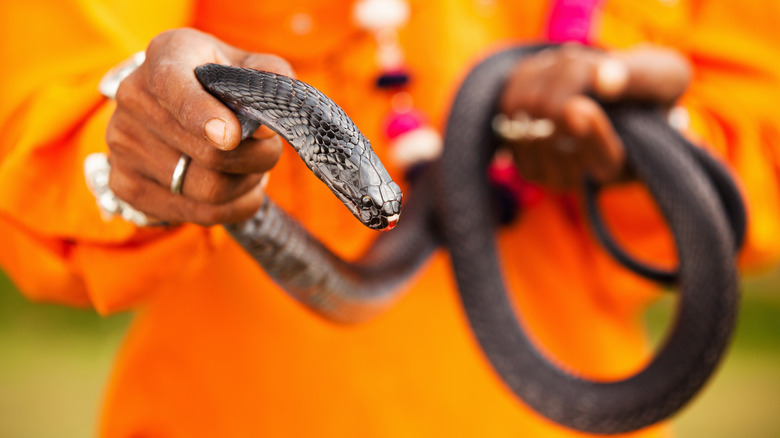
644, 268, 780, 437
0, 269, 778, 437
0, 273, 129, 438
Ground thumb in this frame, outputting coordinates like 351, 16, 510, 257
239, 53, 296, 78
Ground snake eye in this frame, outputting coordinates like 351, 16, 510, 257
361, 195, 374, 207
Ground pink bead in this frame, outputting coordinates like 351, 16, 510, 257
546, 0, 600, 44
487, 155, 546, 208
383, 110, 426, 140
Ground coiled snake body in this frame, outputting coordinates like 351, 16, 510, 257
196, 45, 741, 434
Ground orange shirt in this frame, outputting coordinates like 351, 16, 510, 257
1, 0, 779, 436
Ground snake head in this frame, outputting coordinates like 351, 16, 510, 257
322, 139, 403, 231
356, 181, 403, 231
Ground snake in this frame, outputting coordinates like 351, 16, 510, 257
194, 45, 742, 434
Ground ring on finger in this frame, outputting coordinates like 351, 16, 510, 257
493, 112, 555, 142
170, 154, 192, 195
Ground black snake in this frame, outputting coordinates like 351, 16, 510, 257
195, 45, 742, 434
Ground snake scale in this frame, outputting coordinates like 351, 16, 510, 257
195, 45, 742, 434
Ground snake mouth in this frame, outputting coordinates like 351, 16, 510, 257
381, 214, 400, 231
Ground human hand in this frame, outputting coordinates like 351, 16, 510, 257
106, 28, 295, 226
496, 44, 692, 191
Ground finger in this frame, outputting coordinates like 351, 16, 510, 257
548, 131, 585, 189
252, 125, 278, 140
500, 49, 560, 116
110, 100, 283, 175
143, 32, 297, 153
612, 45, 691, 104
552, 139, 583, 189
179, 163, 265, 205
510, 141, 542, 182
537, 143, 567, 191
539, 54, 594, 119
107, 111, 273, 204
167, 133, 282, 176
239, 53, 295, 78
109, 159, 266, 226
143, 57, 245, 151
592, 56, 629, 101
563, 96, 625, 183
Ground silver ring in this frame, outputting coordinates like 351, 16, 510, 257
170, 154, 191, 195
492, 112, 555, 142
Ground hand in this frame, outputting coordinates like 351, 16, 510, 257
497, 44, 692, 191
106, 28, 295, 226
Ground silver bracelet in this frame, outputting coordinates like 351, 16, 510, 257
98, 50, 146, 99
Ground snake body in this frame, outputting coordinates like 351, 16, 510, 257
195, 46, 741, 433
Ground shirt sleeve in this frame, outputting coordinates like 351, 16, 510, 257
0, 0, 209, 314
680, 2, 780, 270
597, 0, 780, 273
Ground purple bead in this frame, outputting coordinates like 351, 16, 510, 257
376, 71, 410, 89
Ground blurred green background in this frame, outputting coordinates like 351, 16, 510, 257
0, 268, 778, 437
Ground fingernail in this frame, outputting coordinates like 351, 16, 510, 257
204, 118, 227, 148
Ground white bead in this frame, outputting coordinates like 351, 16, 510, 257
353, 0, 410, 31
390, 127, 443, 168
84, 153, 109, 178
84, 152, 111, 195
120, 202, 150, 227
98, 192, 120, 215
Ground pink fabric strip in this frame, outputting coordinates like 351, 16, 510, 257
546, 0, 601, 44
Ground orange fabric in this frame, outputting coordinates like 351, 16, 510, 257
0, 0, 779, 437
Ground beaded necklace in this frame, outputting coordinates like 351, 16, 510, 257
352, 0, 442, 178
353, 0, 603, 222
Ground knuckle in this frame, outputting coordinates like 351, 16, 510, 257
201, 175, 235, 204
199, 172, 252, 205
146, 31, 170, 56
147, 29, 187, 56
104, 117, 123, 147
109, 166, 144, 204
114, 75, 139, 108
559, 44, 583, 60
244, 137, 283, 172
105, 118, 134, 155
147, 62, 174, 99
195, 147, 228, 170
193, 206, 224, 227
263, 54, 295, 77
